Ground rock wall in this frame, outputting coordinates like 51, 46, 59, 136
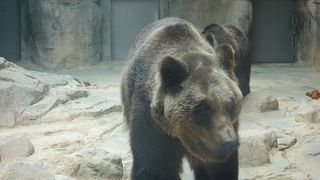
21, 0, 111, 70
160, 0, 253, 34
20, 0, 252, 70
296, 0, 320, 72
19, 0, 320, 71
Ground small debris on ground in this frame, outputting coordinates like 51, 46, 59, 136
306, 89, 320, 100
73, 77, 81, 85
84, 81, 91, 87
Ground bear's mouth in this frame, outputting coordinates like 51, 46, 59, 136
180, 133, 236, 163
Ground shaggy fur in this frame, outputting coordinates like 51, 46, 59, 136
121, 17, 243, 180
203, 24, 251, 96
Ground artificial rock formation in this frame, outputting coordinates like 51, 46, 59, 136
160, 0, 253, 34
22, 0, 111, 70
0, 57, 120, 127
297, 0, 320, 71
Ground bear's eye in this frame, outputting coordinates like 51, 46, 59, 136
193, 101, 213, 126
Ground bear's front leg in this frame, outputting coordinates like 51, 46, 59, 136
130, 125, 183, 180
129, 100, 183, 180
194, 150, 238, 180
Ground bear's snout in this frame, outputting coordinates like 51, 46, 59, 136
221, 138, 239, 154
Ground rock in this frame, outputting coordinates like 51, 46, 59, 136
17, 95, 60, 123
0, 58, 49, 127
57, 147, 123, 180
0, 57, 14, 69
0, 135, 34, 160
277, 133, 297, 151
31, 71, 82, 88
16, 85, 89, 124
41, 89, 121, 122
241, 92, 279, 114
295, 101, 320, 123
0, 160, 55, 180
22, 0, 109, 70
239, 129, 278, 167
0, 58, 90, 126
260, 96, 279, 112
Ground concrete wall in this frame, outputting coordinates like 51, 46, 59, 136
296, 0, 320, 71
160, 0, 253, 35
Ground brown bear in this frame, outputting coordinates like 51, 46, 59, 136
121, 17, 243, 180
202, 23, 251, 96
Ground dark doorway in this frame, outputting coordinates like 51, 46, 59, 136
0, 0, 21, 61
111, 0, 159, 61
251, 0, 296, 63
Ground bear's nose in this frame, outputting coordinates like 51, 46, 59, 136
222, 139, 239, 152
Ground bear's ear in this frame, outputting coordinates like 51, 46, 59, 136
216, 44, 235, 75
160, 56, 188, 90
203, 31, 216, 46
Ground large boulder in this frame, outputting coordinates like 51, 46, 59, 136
241, 92, 279, 114
57, 147, 123, 180
295, 100, 320, 123
239, 129, 278, 167
0, 135, 34, 160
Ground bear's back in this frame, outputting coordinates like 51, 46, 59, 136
127, 17, 213, 66
202, 23, 251, 96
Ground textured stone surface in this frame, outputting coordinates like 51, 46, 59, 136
0, 58, 88, 126
0, 58, 121, 126
57, 147, 123, 180
297, 0, 320, 72
277, 134, 297, 151
241, 92, 279, 114
295, 100, 320, 123
239, 129, 278, 167
22, 0, 111, 70
40, 88, 121, 123
0, 160, 55, 180
13, 0, 320, 73
287, 136, 320, 180
0, 135, 34, 160
0, 58, 49, 127
161, 0, 252, 34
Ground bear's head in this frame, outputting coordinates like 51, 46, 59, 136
151, 44, 243, 163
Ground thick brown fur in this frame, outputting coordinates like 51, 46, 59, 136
121, 17, 243, 180
203, 24, 251, 96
